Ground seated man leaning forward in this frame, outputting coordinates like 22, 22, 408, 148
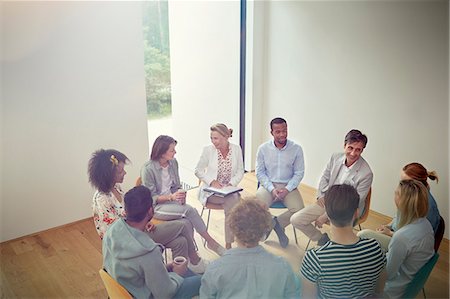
255, 117, 305, 248
300, 184, 386, 299
102, 185, 201, 299
200, 199, 300, 299
291, 129, 373, 245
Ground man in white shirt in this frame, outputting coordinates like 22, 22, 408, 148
256, 117, 305, 248
291, 129, 373, 245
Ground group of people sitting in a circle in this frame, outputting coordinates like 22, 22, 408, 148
88, 117, 441, 299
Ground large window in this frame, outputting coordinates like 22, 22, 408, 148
142, 1, 172, 120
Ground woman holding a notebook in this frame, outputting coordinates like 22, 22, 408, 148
141, 135, 225, 257
195, 123, 245, 250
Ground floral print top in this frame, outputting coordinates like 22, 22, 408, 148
92, 184, 125, 239
217, 146, 232, 185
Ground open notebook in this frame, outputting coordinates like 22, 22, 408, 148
203, 186, 243, 197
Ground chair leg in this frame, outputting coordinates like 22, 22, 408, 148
305, 239, 311, 251
200, 206, 205, 217
193, 238, 198, 251
203, 209, 211, 247
422, 287, 426, 299
292, 226, 298, 245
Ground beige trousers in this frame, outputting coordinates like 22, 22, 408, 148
290, 203, 326, 241
357, 229, 391, 251
256, 183, 304, 228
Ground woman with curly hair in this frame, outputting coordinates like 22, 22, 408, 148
200, 199, 299, 298
88, 148, 207, 273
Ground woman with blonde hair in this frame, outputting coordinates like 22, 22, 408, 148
400, 163, 440, 231
358, 162, 441, 250
195, 123, 244, 249
141, 135, 225, 257
384, 179, 434, 298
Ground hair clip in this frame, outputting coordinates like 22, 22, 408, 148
110, 155, 119, 166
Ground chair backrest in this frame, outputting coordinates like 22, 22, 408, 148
355, 187, 372, 226
434, 216, 445, 252
402, 252, 439, 299
99, 269, 132, 299
136, 176, 142, 186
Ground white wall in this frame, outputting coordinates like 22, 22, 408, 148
1, 1, 448, 242
245, 1, 266, 171
1, 2, 149, 242
168, 1, 241, 186
258, 1, 449, 237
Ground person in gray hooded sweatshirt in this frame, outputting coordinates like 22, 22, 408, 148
102, 185, 201, 299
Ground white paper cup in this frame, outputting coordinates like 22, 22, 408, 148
173, 256, 187, 265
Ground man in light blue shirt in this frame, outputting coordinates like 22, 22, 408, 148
255, 117, 305, 248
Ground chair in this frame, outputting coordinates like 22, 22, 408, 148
354, 187, 372, 230
99, 269, 132, 299
306, 187, 372, 250
402, 252, 440, 299
434, 216, 445, 252
200, 202, 224, 246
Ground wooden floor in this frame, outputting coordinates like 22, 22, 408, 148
1, 172, 448, 298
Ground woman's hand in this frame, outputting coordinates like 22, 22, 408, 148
210, 180, 223, 189
376, 224, 394, 237
172, 190, 187, 205
145, 221, 156, 232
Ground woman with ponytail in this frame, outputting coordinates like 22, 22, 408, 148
358, 162, 441, 250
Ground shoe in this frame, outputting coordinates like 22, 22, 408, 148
188, 258, 209, 274
317, 233, 330, 246
263, 218, 275, 241
273, 217, 289, 248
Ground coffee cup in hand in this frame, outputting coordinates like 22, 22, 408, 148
173, 256, 187, 266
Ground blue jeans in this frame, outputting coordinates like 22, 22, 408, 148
173, 269, 201, 299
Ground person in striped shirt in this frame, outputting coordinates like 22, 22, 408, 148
300, 184, 386, 299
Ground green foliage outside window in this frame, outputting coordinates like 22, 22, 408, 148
142, 1, 171, 119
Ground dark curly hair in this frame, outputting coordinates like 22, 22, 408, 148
228, 199, 272, 247
88, 149, 129, 193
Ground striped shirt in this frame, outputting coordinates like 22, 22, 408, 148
300, 238, 386, 299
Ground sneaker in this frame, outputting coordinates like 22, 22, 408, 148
273, 217, 289, 248
188, 258, 209, 274
317, 233, 330, 246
